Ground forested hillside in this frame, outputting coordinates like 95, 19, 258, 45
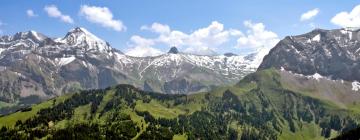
1, 69, 359, 140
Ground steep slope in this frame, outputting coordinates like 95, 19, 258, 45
254, 28, 360, 139
1, 69, 359, 140
259, 28, 360, 82
0, 28, 263, 114
257, 27, 360, 108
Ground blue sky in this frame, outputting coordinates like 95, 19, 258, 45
0, 0, 359, 56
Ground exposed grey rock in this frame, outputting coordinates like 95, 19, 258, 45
259, 28, 360, 81
168, 46, 179, 54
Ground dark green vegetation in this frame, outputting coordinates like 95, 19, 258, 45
332, 127, 360, 140
0, 69, 359, 140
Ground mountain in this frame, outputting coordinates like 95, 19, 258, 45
254, 28, 360, 139
1, 69, 359, 140
258, 28, 360, 103
1, 27, 360, 139
0, 27, 264, 114
168, 46, 179, 54
259, 28, 360, 82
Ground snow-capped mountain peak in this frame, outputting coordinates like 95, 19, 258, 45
58, 27, 111, 52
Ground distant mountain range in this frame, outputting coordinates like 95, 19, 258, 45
0, 27, 266, 113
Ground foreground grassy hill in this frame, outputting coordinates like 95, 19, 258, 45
0, 69, 359, 140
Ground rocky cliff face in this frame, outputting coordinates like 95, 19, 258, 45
259, 28, 360, 82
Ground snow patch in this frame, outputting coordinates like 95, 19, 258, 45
352, 81, 360, 91
0, 48, 5, 54
311, 73, 323, 81
246, 47, 271, 69
306, 39, 311, 43
284, 70, 327, 81
356, 48, 360, 54
341, 29, 353, 40
349, 31, 353, 40
55, 56, 76, 66
340, 30, 347, 34
280, 67, 285, 71
82, 61, 88, 68
30, 30, 42, 41
312, 34, 321, 42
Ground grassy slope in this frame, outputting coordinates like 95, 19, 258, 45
0, 94, 72, 127
235, 68, 357, 140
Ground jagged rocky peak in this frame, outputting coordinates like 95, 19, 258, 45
168, 46, 179, 54
59, 27, 112, 52
224, 52, 238, 57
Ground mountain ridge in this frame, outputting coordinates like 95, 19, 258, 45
259, 28, 360, 82
0, 27, 264, 114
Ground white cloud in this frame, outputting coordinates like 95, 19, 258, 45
300, 8, 319, 21
141, 22, 170, 34
79, 5, 126, 32
235, 20, 279, 49
127, 21, 241, 56
126, 21, 278, 57
125, 36, 163, 57
44, 5, 73, 24
331, 5, 360, 27
26, 9, 38, 17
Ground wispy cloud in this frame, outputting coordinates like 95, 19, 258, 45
26, 9, 38, 17
331, 5, 360, 27
44, 5, 73, 24
79, 5, 126, 32
300, 8, 319, 21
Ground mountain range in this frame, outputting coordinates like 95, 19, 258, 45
0, 27, 267, 114
0, 27, 360, 139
